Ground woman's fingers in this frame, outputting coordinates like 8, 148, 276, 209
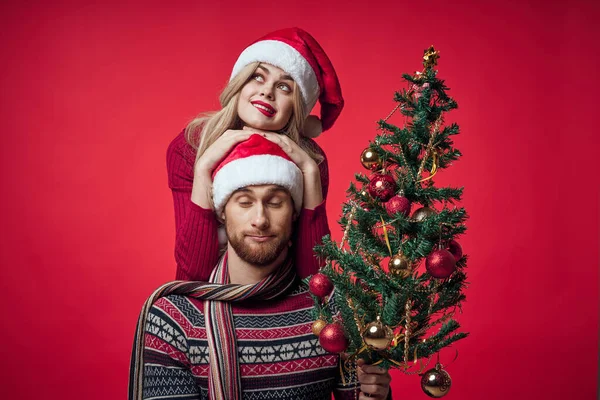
217, 130, 253, 149
220, 129, 252, 143
242, 126, 270, 134
260, 133, 307, 165
196, 130, 251, 173
239, 127, 316, 172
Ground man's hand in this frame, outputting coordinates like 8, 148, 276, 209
356, 359, 392, 399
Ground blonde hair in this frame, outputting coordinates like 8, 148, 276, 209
185, 62, 324, 165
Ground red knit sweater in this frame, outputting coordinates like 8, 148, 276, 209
167, 130, 331, 281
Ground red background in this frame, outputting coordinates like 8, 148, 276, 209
1, 1, 598, 399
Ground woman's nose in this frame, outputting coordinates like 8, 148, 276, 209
260, 85, 274, 100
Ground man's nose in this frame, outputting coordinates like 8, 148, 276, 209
251, 205, 270, 230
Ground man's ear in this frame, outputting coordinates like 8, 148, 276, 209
292, 210, 299, 222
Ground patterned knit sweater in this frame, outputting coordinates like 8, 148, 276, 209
140, 281, 358, 399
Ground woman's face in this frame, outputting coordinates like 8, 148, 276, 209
237, 63, 295, 132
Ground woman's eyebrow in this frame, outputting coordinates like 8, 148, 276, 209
257, 65, 270, 74
258, 65, 293, 82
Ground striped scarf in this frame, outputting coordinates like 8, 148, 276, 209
129, 253, 297, 400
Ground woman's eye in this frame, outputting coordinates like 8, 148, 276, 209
278, 83, 291, 92
252, 74, 264, 82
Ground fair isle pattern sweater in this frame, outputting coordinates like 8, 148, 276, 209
141, 281, 357, 400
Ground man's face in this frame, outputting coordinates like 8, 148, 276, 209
222, 184, 295, 266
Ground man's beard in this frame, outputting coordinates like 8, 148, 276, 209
225, 224, 291, 266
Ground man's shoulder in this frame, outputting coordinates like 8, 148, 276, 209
151, 294, 205, 322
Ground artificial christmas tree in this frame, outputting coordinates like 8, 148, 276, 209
309, 46, 469, 397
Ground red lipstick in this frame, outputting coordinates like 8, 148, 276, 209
251, 101, 276, 117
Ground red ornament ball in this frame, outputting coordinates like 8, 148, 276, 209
385, 195, 412, 217
319, 323, 349, 353
309, 273, 334, 298
367, 174, 397, 202
447, 240, 463, 261
426, 249, 456, 279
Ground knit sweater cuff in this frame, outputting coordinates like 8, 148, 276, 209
188, 200, 212, 213
175, 201, 220, 281
300, 199, 327, 220
294, 199, 330, 278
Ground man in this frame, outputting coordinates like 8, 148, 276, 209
129, 135, 392, 399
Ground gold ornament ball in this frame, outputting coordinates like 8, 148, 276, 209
360, 148, 381, 170
411, 206, 436, 222
312, 319, 327, 336
421, 364, 452, 398
362, 316, 393, 351
389, 254, 412, 278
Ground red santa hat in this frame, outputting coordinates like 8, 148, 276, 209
230, 27, 344, 138
212, 134, 304, 214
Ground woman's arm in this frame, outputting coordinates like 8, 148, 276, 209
167, 130, 220, 281
294, 144, 331, 278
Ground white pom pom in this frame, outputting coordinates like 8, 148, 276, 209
303, 115, 323, 138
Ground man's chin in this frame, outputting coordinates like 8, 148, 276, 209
239, 249, 280, 266
238, 243, 287, 266
227, 229, 291, 267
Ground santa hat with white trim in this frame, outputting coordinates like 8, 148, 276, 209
212, 134, 304, 215
230, 27, 344, 138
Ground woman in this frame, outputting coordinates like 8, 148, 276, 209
167, 27, 344, 281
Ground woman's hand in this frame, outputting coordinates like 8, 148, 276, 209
191, 129, 252, 209
356, 359, 392, 399
241, 126, 319, 174
194, 129, 253, 178
242, 126, 323, 209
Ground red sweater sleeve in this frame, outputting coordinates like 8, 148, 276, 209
167, 130, 220, 281
293, 139, 331, 278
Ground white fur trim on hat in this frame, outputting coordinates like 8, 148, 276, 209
212, 154, 304, 214
231, 40, 320, 112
